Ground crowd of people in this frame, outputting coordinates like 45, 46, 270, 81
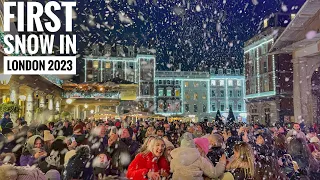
0, 112, 320, 180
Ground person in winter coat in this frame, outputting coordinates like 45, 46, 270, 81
107, 132, 131, 176
226, 142, 255, 179
20, 135, 47, 166
253, 130, 287, 180
170, 132, 225, 180
0, 112, 12, 130
63, 145, 94, 180
127, 136, 170, 180
88, 125, 108, 156
38, 139, 68, 174
0, 164, 46, 180
92, 153, 111, 179
163, 138, 175, 162
120, 128, 140, 160
207, 134, 225, 166
288, 137, 320, 179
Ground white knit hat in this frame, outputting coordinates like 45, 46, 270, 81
163, 138, 174, 148
310, 136, 320, 143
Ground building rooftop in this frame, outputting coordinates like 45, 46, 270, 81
271, 0, 320, 53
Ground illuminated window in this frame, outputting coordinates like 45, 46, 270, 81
237, 80, 241, 86
184, 82, 189, 87
185, 92, 190, 100
202, 94, 206, 100
291, 14, 296, 20
158, 89, 164, 96
263, 19, 268, 28
166, 89, 172, 96
228, 80, 233, 86
93, 61, 99, 69
194, 93, 198, 100
105, 62, 111, 68
220, 80, 224, 86
175, 89, 180, 96
211, 80, 216, 86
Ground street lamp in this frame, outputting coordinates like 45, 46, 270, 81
0, 75, 12, 85
66, 98, 73, 104
84, 104, 88, 108
90, 110, 94, 114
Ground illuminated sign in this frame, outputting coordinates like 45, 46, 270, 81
63, 92, 120, 99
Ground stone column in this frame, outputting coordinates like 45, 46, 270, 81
25, 89, 34, 124
10, 82, 19, 104
95, 105, 100, 114
9, 82, 19, 121
47, 95, 54, 111
292, 58, 311, 124
39, 92, 46, 109
55, 97, 61, 112
83, 110, 87, 119
75, 105, 80, 119
73, 105, 79, 119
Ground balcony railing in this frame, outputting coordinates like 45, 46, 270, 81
156, 71, 210, 78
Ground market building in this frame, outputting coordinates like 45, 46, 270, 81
244, 13, 295, 126
155, 69, 246, 122
271, 0, 320, 126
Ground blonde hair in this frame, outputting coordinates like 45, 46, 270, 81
145, 127, 155, 137
207, 134, 224, 147
143, 137, 165, 155
229, 142, 255, 178
137, 135, 156, 153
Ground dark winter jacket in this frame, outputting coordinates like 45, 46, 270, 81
107, 140, 131, 176
207, 147, 224, 166
0, 112, 12, 129
63, 145, 94, 180
225, 136, 242, 158
121, 138, 140, 159
62, 126, 73, 137
88, 136, 108, 156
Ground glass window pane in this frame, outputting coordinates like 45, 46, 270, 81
220, 80, 224, 86
211, 80, 216, 86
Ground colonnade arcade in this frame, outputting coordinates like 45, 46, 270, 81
0, 75, 63, 123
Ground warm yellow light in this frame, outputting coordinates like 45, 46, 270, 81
84, 104, 88, 108
263, 19, 268, 28
66, 98, 73, 104
19, 95, 26, 101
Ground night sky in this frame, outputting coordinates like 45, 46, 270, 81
73, 0, 305, 73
